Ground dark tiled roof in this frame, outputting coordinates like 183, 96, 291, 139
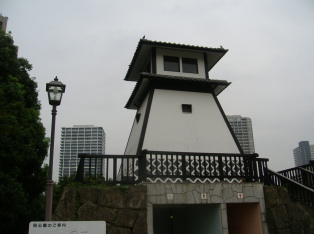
138, 38, 227, 52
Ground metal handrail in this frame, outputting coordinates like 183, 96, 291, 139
267, 169, 314, 208
277, 163, 314, 189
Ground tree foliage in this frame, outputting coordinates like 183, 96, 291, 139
0, 30, 49, 233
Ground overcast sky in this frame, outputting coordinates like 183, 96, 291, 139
2, 0, 314, 180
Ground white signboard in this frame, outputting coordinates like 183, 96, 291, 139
29, 221, 106, 234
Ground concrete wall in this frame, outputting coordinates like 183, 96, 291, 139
146, 183, 268, 234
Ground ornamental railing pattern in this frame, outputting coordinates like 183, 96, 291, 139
75, 151, 269, 184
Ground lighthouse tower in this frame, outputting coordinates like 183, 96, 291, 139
124, 39, 243, 155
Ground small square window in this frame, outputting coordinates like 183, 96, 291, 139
164, 56, 180, 72
182, 58, 198, 74
182, 104, 192, 113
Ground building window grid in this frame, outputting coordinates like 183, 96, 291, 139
227, 116, 255, 154
59, 127, 105, 178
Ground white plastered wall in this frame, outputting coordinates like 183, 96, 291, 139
124, 94, 149, 155
142, 89, 240, 153
155, 48, 206, 79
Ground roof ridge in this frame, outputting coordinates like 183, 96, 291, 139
140, 38, 227, 51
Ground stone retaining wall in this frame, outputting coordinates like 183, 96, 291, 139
53, 185, 147, 234
264, 186, 314, 234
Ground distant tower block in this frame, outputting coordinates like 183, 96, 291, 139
227, 115, 255, 154
124, 39, 243, 155
59, 125, 106, 178
293, 141, 314, 167
0, 15, 8, 32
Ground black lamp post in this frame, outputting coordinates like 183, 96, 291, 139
45, 76, 66, 221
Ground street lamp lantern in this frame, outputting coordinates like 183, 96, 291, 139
46, 76, 66, 106
45, 76, 66, 221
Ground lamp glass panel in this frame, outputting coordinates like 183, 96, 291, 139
48, 86, 63, 102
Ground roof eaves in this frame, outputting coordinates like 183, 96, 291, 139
140, 72, 230, 85
125, 73, 231, 108
124, 39, 146, 81
124, 75, 145, 109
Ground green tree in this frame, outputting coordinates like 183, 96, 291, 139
0, 30, 49, 233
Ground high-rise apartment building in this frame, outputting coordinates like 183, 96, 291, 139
0, 14, 8, 32
227, 115, 255, 154
59, 125, 105, 178
293, 141, 314, 167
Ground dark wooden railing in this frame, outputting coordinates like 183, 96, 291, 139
74, 154, 314, 208
75, 151, 269, 184
302, 160, 314, 172
277, 163, 314, 189
267, 169, 314, 208
75, 154, 139, 184
141, 151, 268, 183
